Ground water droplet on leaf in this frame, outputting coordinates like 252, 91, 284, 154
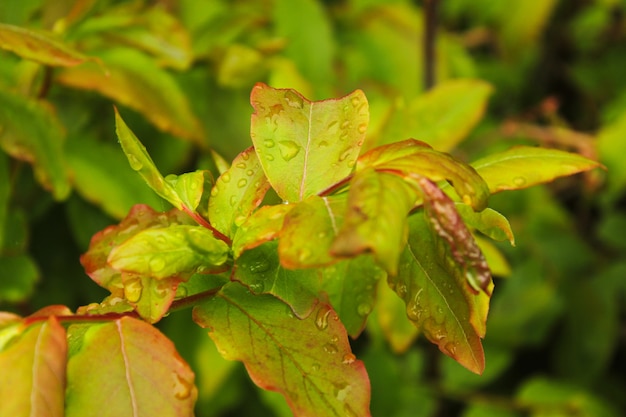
284, 91, 304, 109
351, 96, 361, 107
278, 141, 301, 161
124, 277, 143, 303
237, 178, 248, 188
249, 258, 270, 274
357, 123, 367, 134
342, 353, 356, 364
357, 303, 372, 317
266, 154, 275, 161
323, 343, 339, 354
246, 169, 254, 176
229, 195, 238, 207
263, 139, 275, 148
221, 173, 231, 183
513, 176, 527, 187
236, 162, 246, 169
311, 363, 320, 372
127, 154, 143, 171
172, 372, 193, 400
315, 306, 332, 330
150, 257, 166, 273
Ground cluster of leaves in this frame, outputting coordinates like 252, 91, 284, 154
0, 0, 624, 416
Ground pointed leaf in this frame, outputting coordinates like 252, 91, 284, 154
331, 169, 417, 275
250, 83, 368, 201
66, 317, 197, 417
455, 203, 515, 245
193, 283, 371, 417
0, 23, 90, 66
58, 49, 203, 143
0, 88, 70, 200
279, 195, 346, 269
81, 204, 196, 291
358, 139, 489, 211
471, 146, 603, 194
114, 109, 183, 208
0, 317, 67, 417
391, 213, 487, 374
109, 225, 229, 279
379, 79, 493, 151
234, 242, 320, 318
209, 146, 271, 237
232, 204, 293, 258
417, 177, 491, 294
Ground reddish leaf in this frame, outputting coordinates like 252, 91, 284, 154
66, 317, 197, 417
331, 169, 417, 275
0, 317, 67, 417
232, 204, 293, 258
250, 83, 368, 202
390, 213, 489, 374
208, 146, 271, 238
279, 195, 347, 269
193, 283, 371, 417
357, 139, 489, 211
416, 177, 491, 294
0, 23, 91, 66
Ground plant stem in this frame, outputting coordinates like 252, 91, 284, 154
181, 205, 232, 245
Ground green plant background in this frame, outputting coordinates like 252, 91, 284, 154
1, 0, 625, 416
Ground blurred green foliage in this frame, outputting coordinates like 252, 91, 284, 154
0, 0, 625, 416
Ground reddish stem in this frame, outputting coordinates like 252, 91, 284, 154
181, 205, 232, 245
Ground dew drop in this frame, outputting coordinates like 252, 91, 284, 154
127, 154, 143, 171
263, 139, 275, 148
154, 280, 171, 298
266, 154, 275, 161
340, 120, 351, 130
444, 342, 458, 356
315, 306, 332, 330
173, 372, 193, 400
175, 285, 188, 298
342, 353, 356, 364
338, 147, 352, 162
357, 303, 372, 317
311, 363, 321, 372
241, 151, 250, 160
221, 172, 231, 183
249, 258, 270, 274
236, 162, 246, 169
513, 176, 527, 187
246, 169, 254, 176
357, 123, 367, 134
229, 195, 238, 207
351, 96, 361, 107
278, 141, 301, 161
150, 257, 166, 273
347, 159, 356, 168
237, 178, 248, 188
323, 343, 339, 354
124, 277, 143, 303
298, 248, 311, 262
284, 91, 304, 109
318, 140, 329, 147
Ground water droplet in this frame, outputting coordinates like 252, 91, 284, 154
172, 372, 193, 400
124, 277, 143, 303
237, 178, 248, 188
284, 91, 304, 109
298, 248, 311, 262
221, 172, 231, 183
338, 147, 352, 162
246, 169, 254, 176
175, 285, 188, 298
150, 257, 166, 273
323, 343, 339, 354
236, 162, 246, 169
444, 342, 458, 356
263, 139, 275, 148
248, 280, 265, 292
342, 353, 356, 364
311, 363, 321, 372
210, 187, 218, 197
397, 284, 408, 298
315, 306, 332, 330
154, 280, 171, 298
340, 120, 351, 130
249, 259, 270, 274
241, 152, 250, 160
347, 159, 356, 168
127, 154, 143, 171
229, 195, 238, 207
266, 154, 275, 161
513, 176, 527, 187
357, 303, 372, 317
351, 96, 361, 107
358, 123, 367, 134
318, 140, 329, 147
278, 141, 301, 161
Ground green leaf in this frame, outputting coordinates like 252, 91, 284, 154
108, 225, 229, 280
390, 213, 488, 374
66, 317, 197, 417
232, 204, 293, 258
81, 204, 196, 292
279, 194, 346, 268
165, 170, 210, 213
373, 279, 419, 353
357, 139, 489, 211
193, 283, 372, 417
114, 108, 184, 209
208, 146, 271, 238
58, 49, 204, 143
0, 317, 67, 417
234, 242, 319, 319
0, 255, 39, 303
0, 88, 70, 200
331, 169, 417, 275
0, 23, 91, 66
471, 146, 603, 194
250, 83, 368, 202
455, 203, 515, 245
0, 152, 8, 250
417, 177, 491, 294
378, 79, 493, 151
